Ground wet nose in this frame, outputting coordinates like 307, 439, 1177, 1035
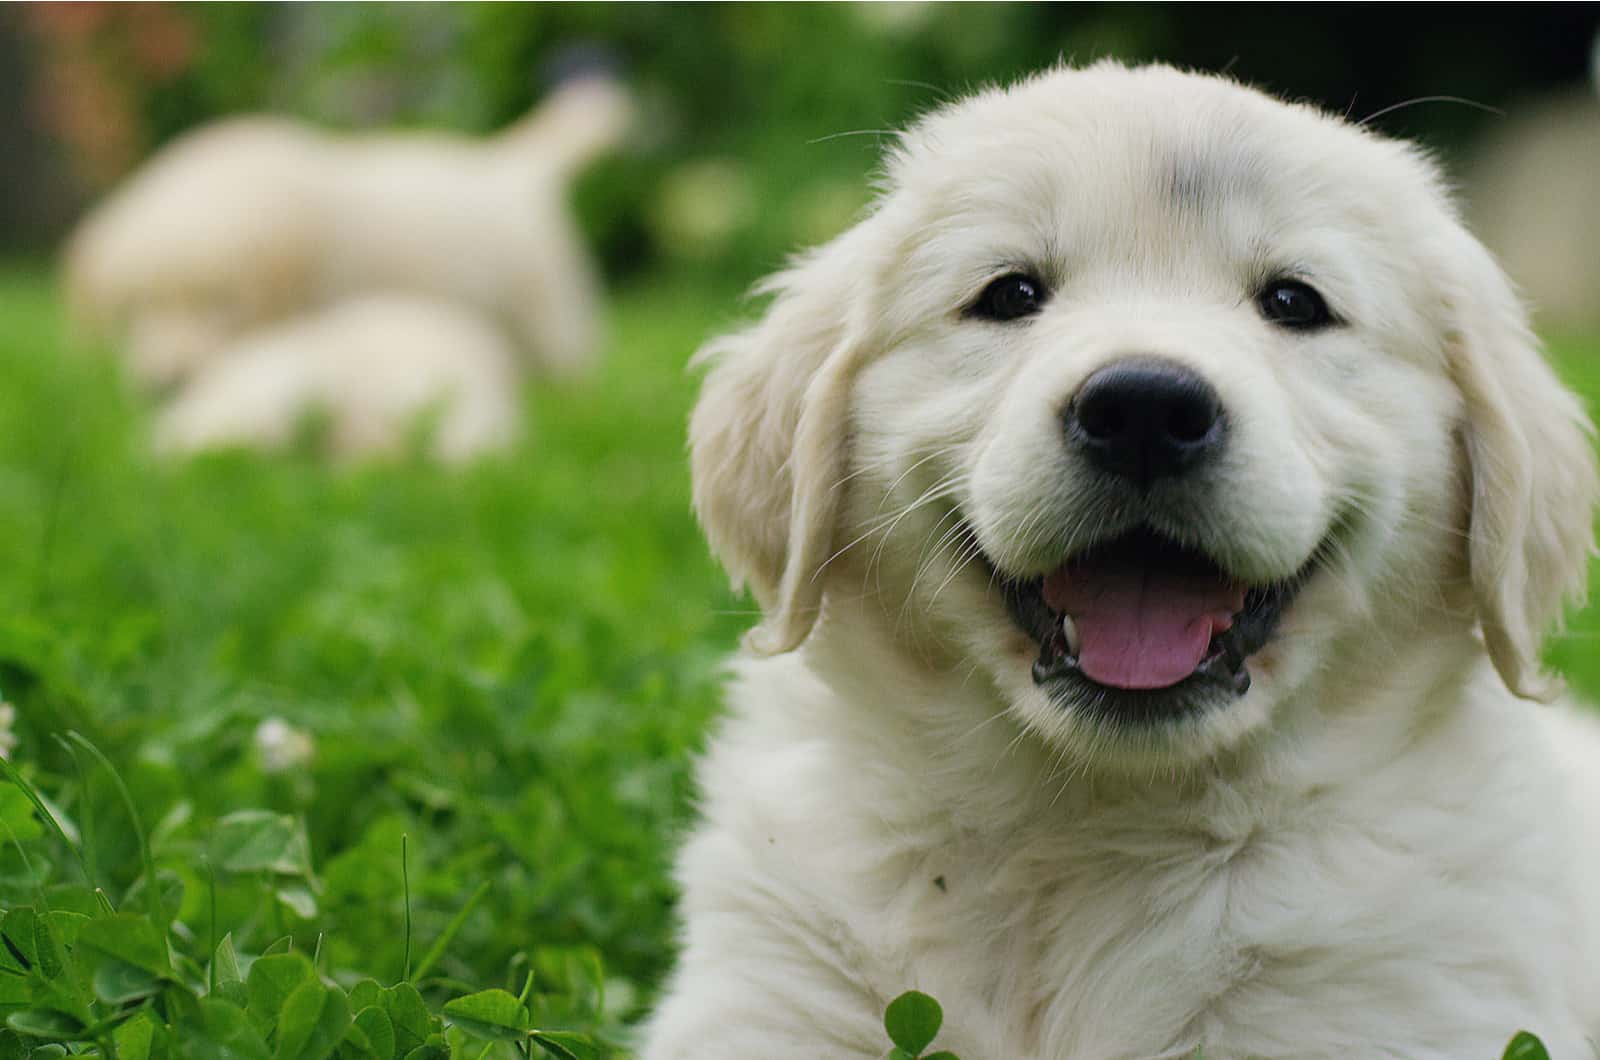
1064, 358, 1226, 484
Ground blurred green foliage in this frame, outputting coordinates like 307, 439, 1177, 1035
17, 4, 1600, 277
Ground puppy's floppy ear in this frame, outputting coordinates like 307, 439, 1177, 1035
1446, 230, 1598, 699
689, 228, 876, 654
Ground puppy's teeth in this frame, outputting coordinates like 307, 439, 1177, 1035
1061, 614, 1080, 657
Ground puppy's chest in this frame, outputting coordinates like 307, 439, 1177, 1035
857, 813, 1567, 1060
888, 829, 1263, 1055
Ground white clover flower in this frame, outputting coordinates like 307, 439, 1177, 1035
0, 702, 17, 761
253, 716, 314, 774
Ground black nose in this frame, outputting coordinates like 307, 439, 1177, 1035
1065, 358, 1226, 484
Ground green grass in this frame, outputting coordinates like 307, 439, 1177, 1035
1534, 331, 1600, 688
0, 263, 1594, 1058
0, 264, 754, 1051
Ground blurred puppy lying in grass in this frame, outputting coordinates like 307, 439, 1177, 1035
152, 294, 520, 463
647, 62, 1600, 1059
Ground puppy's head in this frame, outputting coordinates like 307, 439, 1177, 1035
691, 63, 1597, 767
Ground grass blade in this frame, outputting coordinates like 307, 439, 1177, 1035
0, 752, 93, 887
401, 834, 412, 983
411, 880, 490, 984
64, 732, 160, 923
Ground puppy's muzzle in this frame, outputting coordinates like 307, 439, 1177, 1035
1064, 357, 1226, 485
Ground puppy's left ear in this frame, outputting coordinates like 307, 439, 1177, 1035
689, 225, 880, 654
1447, 230, 1598, 699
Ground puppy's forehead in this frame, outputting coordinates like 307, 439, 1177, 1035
886, 64, 1440, 236
1162, 147, 1268, 214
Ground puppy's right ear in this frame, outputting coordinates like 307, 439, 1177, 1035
689, 230, 875, 654
1444, 228, 1599, 700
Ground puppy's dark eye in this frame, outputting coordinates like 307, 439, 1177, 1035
970, 273, 1047, 321
1257, 280, 1333, 330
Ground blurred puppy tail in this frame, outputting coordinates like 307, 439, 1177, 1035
501, 72, 635, 180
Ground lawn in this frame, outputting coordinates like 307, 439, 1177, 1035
0, 264, 754, 1054
0, 262, 1596, 1058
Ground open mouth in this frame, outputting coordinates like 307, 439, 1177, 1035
999, 528, 1313, 723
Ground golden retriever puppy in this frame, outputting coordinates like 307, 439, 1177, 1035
646, 63, 1600, 1059
153, 293, 519, 462
64, 74, 631, 387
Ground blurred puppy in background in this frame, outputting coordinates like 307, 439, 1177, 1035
66, 71, 630, 387
647, 62, 1600, 1059
1466, 37, 1600, 334
63, 69, 630, 459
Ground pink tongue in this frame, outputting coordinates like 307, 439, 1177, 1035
1043, 563, 1245, 690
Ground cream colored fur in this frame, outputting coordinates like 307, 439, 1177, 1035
64, 75, 632, 387
153, 294, 519, 462
648, 63, 1600, 1059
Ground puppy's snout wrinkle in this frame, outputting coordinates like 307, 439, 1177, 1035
1065, 357, 1226, 485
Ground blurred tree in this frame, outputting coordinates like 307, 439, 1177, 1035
0, 10, 74, 252
20, 2, 198, 187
